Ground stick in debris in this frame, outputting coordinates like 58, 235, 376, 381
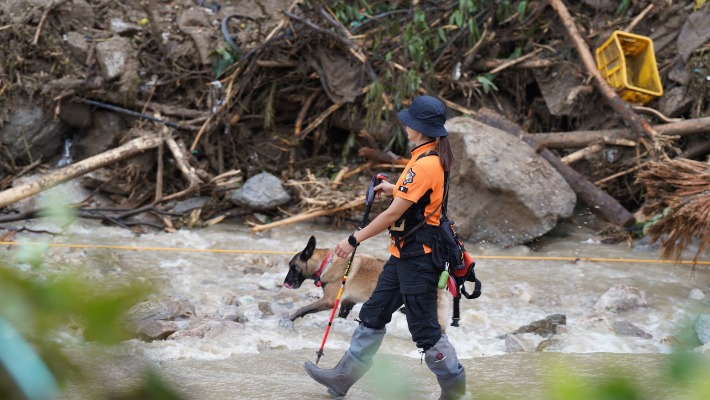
560, 144, 604, 164
476, 108, 635, 227
535, 116, 710, 149
0, 136, 163, 208
250, 197, 365, 233
623, 4, 655, 33
549, 0, 658, 149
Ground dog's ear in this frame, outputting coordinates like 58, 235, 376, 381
300, 236, 316, 261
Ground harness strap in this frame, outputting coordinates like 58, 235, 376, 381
314, 252, 333, 287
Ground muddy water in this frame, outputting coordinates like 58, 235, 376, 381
7, 214, 710, 399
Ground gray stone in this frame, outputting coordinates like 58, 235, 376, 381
446, 117, 576, 245
0, 98, 68, 162
218, 304, 238, 321
259, 301, 276, 316
505, 334, 527, 352
659, 86, 693, 118
536, 338, 562, 352
96, 37, 136, 81
668, 67, 692, 85
237, 295, 255, 306
123, 297, 195, 328
58, 100, 92, 128
593, 284, 647, 313
173, 197, 214, 214
168, 324, 209, 340
509, 314, 566, 337
230, 173, 291, 211
64, 31, 89, 62
278, 317, 296, 331
109, 18, 142, 37
177, 8, 218, 65
244, 266, 265, 275
237, 306, 263, 323
258, 273, 279, 291
572, 314, 615, 334
73, 111, 126, 160
689, 289, 705, 300
136, 320, 178, 341
612, 321, 653, 339
695, 315, 710, 345
203, 321, 243, 339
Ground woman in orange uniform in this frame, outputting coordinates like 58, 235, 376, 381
304, 95, 466, 400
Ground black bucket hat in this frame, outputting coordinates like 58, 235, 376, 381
398, 95, 448, 137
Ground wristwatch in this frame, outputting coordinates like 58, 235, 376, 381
348, 234, 359, 247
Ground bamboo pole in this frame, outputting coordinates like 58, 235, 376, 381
250, 197, 364, 233
0, 136, 162, 208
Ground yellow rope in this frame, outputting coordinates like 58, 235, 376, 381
1, 241, 709, 265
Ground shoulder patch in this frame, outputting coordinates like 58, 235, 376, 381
403, 168, 416, 185
398, 186, 408, 193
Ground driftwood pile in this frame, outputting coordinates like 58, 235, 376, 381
0, 0, 709, 255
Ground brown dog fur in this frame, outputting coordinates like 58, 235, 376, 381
283, 236, 448, 333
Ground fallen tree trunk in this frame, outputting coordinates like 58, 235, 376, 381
0, 136, 163, 208
549, 0, 658, 148
476, 108, 635, 227
535, 116, 710, 148
250, 197, 364, 233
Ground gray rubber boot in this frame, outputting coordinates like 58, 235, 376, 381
304, 324, 386, 398
424, 334, 466, 400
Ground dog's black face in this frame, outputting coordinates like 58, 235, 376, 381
283, 235, 316, 289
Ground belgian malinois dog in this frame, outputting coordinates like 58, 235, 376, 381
283, 236, 448, 332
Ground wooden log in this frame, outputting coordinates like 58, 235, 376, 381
331, 166, 349, 188
358, 147, 409, 165
535, 117, 710, 148
166, 138, 202, 188
549, 0, 658, 147
476, 108, 635, 227
561, 144, 604, 164
0, 136, 162, 208
250, 197, 364, 233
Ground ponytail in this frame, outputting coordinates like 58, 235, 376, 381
435, 137, 454, 172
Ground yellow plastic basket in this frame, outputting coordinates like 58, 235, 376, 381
595, 31, 663, 105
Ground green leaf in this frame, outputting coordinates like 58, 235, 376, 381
438, 28, 446, 42
477, 75, 498, 93
517, 0, 528, 21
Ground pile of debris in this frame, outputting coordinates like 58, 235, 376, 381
0, 0, 709, 252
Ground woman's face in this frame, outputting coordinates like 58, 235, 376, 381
405, 126, 425, 143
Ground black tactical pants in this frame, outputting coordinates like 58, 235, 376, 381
358, 253, 442, 350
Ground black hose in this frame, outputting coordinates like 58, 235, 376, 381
221, 14, 255, 55
77, 98, 198, 131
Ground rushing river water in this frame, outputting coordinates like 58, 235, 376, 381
4, 208, 710, 399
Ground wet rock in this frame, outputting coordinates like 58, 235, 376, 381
659, 86, 693, 118
661, 335, 682, 347
695, 315, 710, 345
237, 295, 255, 306
259, 302, 287, 318
203, 321, 243, 339
123, 297, 195, 328
109, 18, 142, 37
509, 314, 566, 337
535, 338, 561, 352
222, 293, 236, 306
173, 197, 214, 214
56, 0, 95, 31
446, 117, 576, 245
218, 305, 238, 321
593, 284, 647, 313
201, 279, 216, 285
510, 283, 535, 303
58, 100, 92, 129
136, 320, 178, 341
237, 305, 263, 323
73, 111, 126, 160
64, 31, 89, 62
542, 295, 563, 307
573, 314, 615, 334
278, 318, 296, 331
0, 98, 68, 161
505, 334, 527, 353
689, 289, 705, 300
168, 324, 210, 340
230, 172, 291, 211
258, 273, 279, 291
612, 321, 652, 339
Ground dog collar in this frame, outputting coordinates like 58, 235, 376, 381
314, 252, 333, 287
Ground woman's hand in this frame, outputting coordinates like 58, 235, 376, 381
334, 237, 355, 259
373, 180, 395, 198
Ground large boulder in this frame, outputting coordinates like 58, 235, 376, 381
72, 111, 126, 160
231, 172, 291, 211
446, 117, 576, 244
0, 98, 68, 162
508, 314, 566, 338
593, 284, 647, 313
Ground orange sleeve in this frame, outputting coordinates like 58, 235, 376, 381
393, 161, 433, 203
